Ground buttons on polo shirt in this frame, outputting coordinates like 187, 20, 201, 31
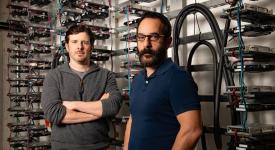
145, 80, 149, 84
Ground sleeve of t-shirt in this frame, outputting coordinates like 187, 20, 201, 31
169, 70, 201, 115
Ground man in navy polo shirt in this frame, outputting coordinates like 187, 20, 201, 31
124, 12, 202, 150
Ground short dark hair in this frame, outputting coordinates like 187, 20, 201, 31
65, 24, 95, 45
137, 12, 171, 38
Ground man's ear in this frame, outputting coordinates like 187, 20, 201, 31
166, 37, 172, 49
65, 43, 69, 52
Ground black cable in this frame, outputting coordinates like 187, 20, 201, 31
187, 40, 217, 150
222, 16, 239, 124
172, 3, 235, 149
200, 126, 207, 150
222, 17, 242, 150
187, 40, 217, 90
51, 51, 59, 69
173, 3, 223, 64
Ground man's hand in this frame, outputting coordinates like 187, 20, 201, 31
63, 101, 77, 110
100, 93, 109, 100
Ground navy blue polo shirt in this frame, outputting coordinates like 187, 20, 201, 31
129, 58, 200, 150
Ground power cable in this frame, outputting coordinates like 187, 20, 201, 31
187, 40, 217, 150
172, 3, 235, 149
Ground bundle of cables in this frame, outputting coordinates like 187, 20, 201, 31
172, 3, 235, 149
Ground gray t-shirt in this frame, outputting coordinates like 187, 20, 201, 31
70, 67, 88, 79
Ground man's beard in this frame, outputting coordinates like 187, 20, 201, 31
138, 47, 167, 67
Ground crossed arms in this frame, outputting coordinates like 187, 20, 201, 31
61, 93, 109, 124
41, 71, 121, 125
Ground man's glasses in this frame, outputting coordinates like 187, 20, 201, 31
137, 33, 165, 41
